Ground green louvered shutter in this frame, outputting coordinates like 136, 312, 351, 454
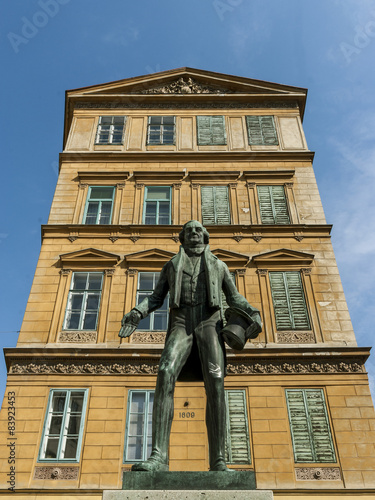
197, 116, 226, 145
286, 389, 336, 463
246, 116, 278, 145
225, 390, 251, 464
201, 186, 230, 225
257, 185, 290, 224
269, 272, 310, 330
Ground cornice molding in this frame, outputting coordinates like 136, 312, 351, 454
59, 151, 315, 164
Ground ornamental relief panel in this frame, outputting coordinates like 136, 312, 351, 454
295, 467, 341, 481
34, 466, 79, 480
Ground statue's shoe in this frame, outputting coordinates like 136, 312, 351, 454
131, 457, 169, 472
210, 459, 234, 472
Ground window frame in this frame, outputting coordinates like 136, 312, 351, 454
285, 388, 337, 464
62, 271, 104, 331
124, 390, 154, 463
82, 185, 115, 225
143, 186, 172, 225
147, 116, 176, 145
136, 272, 169, 331
95, 116, 126, 145
38, 388, 88, 463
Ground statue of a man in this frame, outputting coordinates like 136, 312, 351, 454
119, 220, 261, 472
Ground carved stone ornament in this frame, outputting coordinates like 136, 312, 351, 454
130, 235, 140, 243
60, 268, 71, 276
34, 466, 79, 480
277, 331, 316, 344
139, 77, 231, 95
68, 236, 78, 243
294, 232, 304, 242
257, 269, 268, 276
75, 101, 298, 110
233, 233, 243, 243
126, 268, 138, 276
295, 467, 341, 481
252, 233, 262, 242
9, 357, 364, 376
171, 235, 180, 243
58, 331, 97, 343
132, 331, 167, 343
109, 236, 119, 243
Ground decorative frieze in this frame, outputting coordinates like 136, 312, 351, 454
295, 467, 341, 481
138, 77, 230, 95
74, 101, 298, 110
277, 331, 316, 344
58, 331, 97, 343
34, 466, 79, 480
132, 332, 167, 343
9, 356, 364, 376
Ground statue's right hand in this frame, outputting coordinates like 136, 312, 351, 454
119, 310, 142, 338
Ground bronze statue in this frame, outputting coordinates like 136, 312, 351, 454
119, 220, 262, 472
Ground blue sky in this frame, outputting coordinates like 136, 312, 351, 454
1, 0, 375, 400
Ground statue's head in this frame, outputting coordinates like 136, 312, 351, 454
179, 220, 210, 246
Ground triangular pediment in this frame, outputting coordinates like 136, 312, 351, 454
252, 249, 314, 267
68, 67, 307, 97
59, 248, 121, 268
125, 248, 176, 269
211, 248, 250, 267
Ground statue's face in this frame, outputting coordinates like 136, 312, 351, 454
183, 221, 204, 247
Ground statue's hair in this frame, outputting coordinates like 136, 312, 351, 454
179, 220, 209, 244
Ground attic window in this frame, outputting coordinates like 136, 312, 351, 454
95, 116, 126, 145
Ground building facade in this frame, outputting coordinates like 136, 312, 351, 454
1, 68, 375, 499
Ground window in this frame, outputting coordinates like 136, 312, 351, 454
143, 186, 171, 225
39, 389, 88, 462
147, 116, 175, 145
83, 186, 115, 224
63, 272, 103, 330
257, 185, 290, 224
137, 272, 169, 330
246, 116, 278, 146
124, 390, 154, 463
269, 271, 310, 330
197, 116, 226, 145
95, 116, 126, 144
225, 390, 251, 464
285, 389, 336, 463
201, 186, 230, 225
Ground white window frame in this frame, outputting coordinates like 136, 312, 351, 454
136, 272, 169, 331
124, 390, 154, 463
95, 116, 126, 145
83, 186, 115, 225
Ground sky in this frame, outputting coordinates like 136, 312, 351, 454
1, 0, 375, 400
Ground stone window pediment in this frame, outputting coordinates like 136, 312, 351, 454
59, 248, 121, 269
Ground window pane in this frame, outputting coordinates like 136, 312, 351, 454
67, 415, 81, 434
65, 312, 80, 330
163, 116, 174, 125
113, 116, 125, 124
129, 413, 144, 435
52, 393, 66, 412
90, 187, 114, 200
146, 187, 170, 200
127, 436, 143, 460
139, 273, 155, 291
63, 438, 78, 459
85, 202, 99, 224
130, 393, 145, 413
70, 394, 84, 413
150, 116, 162, 124
49, 416, 63, 435
86, 293, 100, 310
138, 316, 151, 330
82, 313, 98, 330
145, 201, 157, 224
70, 294, 83, 310
87, 274, 102, 290
72, 274, 88, 290
153, 312, 168, 330
100, 116, 112, 124
45, 438, 59, 459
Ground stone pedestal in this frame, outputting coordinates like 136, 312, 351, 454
103, 491, 273, 500
102, 471, 273, 500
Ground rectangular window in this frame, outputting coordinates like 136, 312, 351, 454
197, 116, 226, 145
225, 390, 251, 464
147, 116, 175, 145
63, 272, 103, 330
201, 186, 230, 225
246, 115, 278, 145
124, 390, 154, 463
39, 389, 88, 462
257, 185, 290, 224
83, 186, 115, 224
143, 186, 171, 225
95, 116, 126, 144
269, 271, 310, 330
137, 272, 169, 330
286, 389, 336, 463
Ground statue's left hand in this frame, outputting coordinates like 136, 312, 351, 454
119, 310, 142, 338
